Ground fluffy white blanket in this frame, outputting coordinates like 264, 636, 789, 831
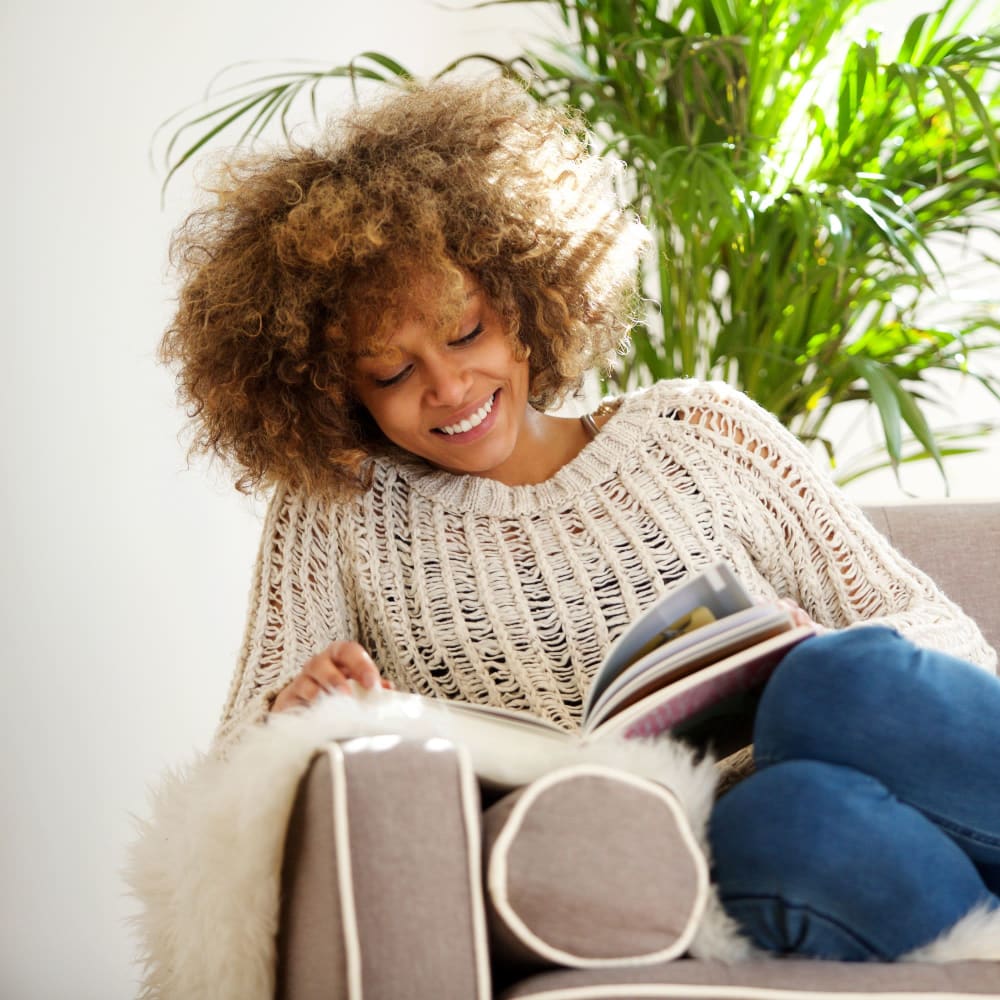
127, 690, 1000, 1000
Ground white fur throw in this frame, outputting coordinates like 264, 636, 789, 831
127, 691, 1000, 1000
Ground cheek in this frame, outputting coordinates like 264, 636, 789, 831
362, 387, 422, 442
511, 353, 531, 390
489, 338, 529, 380
350, 386, 388, 435
364, 398, 400, 436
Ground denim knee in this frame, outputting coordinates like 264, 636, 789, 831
753, 627, 1000, 871
708, 759, 994, 960
753, 626, 907, 766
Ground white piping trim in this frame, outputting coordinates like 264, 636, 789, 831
488, 764, 710, 968
454, 743, 494, 1000
509, 985, 991, 1000
326, 744, 364, 1000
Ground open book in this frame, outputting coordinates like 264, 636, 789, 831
437, 562, 815, 759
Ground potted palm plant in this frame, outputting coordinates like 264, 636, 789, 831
160, 0, 1000, 487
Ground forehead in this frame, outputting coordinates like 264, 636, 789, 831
355, 270, 480, 359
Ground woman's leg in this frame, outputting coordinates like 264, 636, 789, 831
709, 759, 996, 959
753, 626, 1000, 890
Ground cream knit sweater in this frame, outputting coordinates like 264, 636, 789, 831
216, 379, 996, 747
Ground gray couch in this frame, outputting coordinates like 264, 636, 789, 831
274, 501, 1000, 999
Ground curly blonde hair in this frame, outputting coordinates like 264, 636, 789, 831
160, 76, 648, 498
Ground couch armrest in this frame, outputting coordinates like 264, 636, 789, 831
275, 737, 492, 1000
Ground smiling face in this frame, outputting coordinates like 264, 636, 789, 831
350, 276, 538, 483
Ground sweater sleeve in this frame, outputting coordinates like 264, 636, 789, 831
672, 381, 997, 672
213, 484, 356, 750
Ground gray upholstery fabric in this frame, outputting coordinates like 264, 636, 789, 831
502, 958, 1000, 997
276, 746, 350, 999
275, 738, 490, 1000
482, 766, 707, 969
862, 501, 1000, 653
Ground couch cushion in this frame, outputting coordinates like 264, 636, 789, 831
501, 957, 1000, 998
482, 764, 708, 969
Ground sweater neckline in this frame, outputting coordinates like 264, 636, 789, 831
382, 384, 659, 515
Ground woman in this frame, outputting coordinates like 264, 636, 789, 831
160, 77, 999, 960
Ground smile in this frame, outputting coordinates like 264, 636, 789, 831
436, 392, 497, 436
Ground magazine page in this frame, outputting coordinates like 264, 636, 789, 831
585, 604, 795, 728
585, 561, 755, 715
583, 626, 816, 747
440, 698, 568, 736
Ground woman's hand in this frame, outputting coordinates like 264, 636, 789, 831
271, 641, 392, 714
775, 598, 827, 632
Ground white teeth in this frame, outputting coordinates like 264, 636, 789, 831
439, 393, 495, 435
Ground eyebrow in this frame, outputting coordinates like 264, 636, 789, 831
355, 287, 483, 360
356, 345, 403, 363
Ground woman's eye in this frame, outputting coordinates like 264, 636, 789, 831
451, 322, 484, 347
373, 365, 412, 389
369, 323, 482, 387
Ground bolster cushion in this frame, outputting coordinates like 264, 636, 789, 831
482, 764, 708, 969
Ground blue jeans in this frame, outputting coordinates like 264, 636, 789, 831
708, 627, 1000, 960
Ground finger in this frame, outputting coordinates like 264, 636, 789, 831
303, 659, 352, 695
270, 684, 295, 714
273, 674, 320, 713
776, 598, 806, 624
327, 641, 382, 690
780, 601, 813, 629
292, 674, 327, 704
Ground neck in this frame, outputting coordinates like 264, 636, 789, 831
482, 409, 592, 487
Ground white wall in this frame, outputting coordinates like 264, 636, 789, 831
1, 2, 551, 997
1, 1, 997, 997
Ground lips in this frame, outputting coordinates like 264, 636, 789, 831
434, 391, 498, 436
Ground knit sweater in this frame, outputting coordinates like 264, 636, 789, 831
216, 379, 996, 747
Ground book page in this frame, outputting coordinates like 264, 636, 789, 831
585, 626, 815, 748
440, 698, 568, 736
585, 561, 755, 715
585, 605, 794, 728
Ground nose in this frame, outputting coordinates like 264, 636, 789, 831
424, 352, 470, 406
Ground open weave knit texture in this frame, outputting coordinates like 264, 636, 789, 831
216, 379, 995, 748
127, 693, 1000, 1000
